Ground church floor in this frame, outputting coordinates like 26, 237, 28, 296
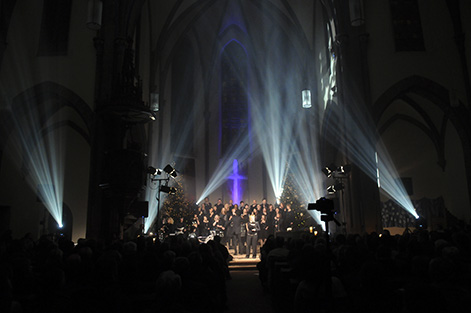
226, 271, 274, 313
225, 251, 275, 313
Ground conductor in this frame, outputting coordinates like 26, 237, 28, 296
227, 207, 243, 255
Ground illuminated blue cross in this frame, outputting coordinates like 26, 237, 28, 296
228, 159, 246, 205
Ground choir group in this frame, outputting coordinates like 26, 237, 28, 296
160, 197, 297, 257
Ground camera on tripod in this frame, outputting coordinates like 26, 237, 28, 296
308, 197, 340, 225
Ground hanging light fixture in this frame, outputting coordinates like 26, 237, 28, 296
301, 59, 312, 109
302, 89, 312, 109
87, 0, 103, 30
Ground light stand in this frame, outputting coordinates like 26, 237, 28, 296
333, 176, 347, 234
324, 164, 350, 234
148, 164, 178, 237
308, 197, 341, 312
152, 178, 168, 234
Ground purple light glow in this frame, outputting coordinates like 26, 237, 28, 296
228, 159, 246, 205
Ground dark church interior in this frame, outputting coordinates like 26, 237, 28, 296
1, 1, 471, 312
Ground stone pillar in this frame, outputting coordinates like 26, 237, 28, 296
86, 0, 150, 241
333, 0, 381, 234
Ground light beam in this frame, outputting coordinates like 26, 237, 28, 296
8, 105, 65, 229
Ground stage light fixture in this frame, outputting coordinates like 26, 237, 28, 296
163, 164, 177, 178
160, 185, 177, 194
327, 185, 336, 194
322, 167, 332, 177
327, 181, 344, 194
147, 166, 162, 176
337, 164, 351, 175
322, 164, 337, 177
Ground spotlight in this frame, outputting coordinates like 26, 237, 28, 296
160, 185, 177, 194
163, 164, 177, 178
336, 164, 351, 175
147, 166, 162, 176
415, 216, 427, 229
322, 163, 337, 177
327, 181, 344, 194
322, 167, 332, 177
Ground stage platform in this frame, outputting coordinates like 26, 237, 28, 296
228, 250, 260, 270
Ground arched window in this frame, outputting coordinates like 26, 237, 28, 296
220, 40, 248, 156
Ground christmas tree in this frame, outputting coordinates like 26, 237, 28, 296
279, 172, 313, 230
161, 179, 194, 226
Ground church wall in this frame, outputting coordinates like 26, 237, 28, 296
366, 0, 466, 104
0, 1, 96, 240
62, 125, 90, 241
0, 148, 43, 239
366, 0, 471, 224
380, 116, 470, 222
443, 122, 470, 221
0, 0, 96, 105
192, 53, 206, 202
0, 105, 91, 241
138, 1, 325, 212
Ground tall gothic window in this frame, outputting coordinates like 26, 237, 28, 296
220, 41, 248, 156
37, 0, 72, 56
390, 0, 425, 52
171, 40, 194, 156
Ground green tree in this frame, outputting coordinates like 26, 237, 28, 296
280, 173, 312, 230
161, 180, 194, 225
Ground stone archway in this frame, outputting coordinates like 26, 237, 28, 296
11, 81, 93, 135
0, 82, 93, 239
374, 75, 471, 217
1, 81, 93, 172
